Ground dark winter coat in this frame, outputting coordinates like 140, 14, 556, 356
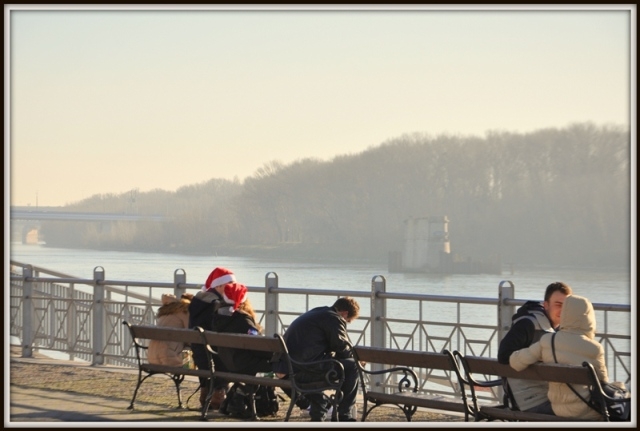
498, 300, 555, 411
188, 290, 232, 372
274, 305, 351, 375
216, 310, 274, 375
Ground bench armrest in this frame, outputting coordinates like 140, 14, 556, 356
348, 341, 419, 394
289, 356, 346, 389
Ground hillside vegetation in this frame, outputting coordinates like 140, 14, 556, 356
41, 122, 630, 268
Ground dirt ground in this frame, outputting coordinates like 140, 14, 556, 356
9, 346, 465, 423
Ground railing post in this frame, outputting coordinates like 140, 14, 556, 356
92, 266, 105, 366
265, 272, 279, 337
22, 265, 34, 358
174, 269, 187, 298
371, 275, 386, 349
498, 280, 515, 343
370, 275, 386, 390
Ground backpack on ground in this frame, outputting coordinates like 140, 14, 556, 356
220, 383, 280, 418
254, 384, 280, 417
219, 383, 251, 418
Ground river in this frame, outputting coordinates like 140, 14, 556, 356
9, 242, 632, 306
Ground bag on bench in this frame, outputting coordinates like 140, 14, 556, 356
590, 381, 630, 422
551, 333, 630, 421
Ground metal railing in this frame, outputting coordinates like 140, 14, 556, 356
9, 261, 631, 404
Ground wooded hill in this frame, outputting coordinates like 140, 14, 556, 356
42, 122, 630, 268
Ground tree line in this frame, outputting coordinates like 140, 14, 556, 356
41, 122, 630, 268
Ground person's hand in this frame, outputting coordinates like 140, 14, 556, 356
359, 361, 367, 367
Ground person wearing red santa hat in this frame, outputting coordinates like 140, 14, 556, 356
216, 283, 274, 372
214, 282, 278, 417
188, 267, 237, 410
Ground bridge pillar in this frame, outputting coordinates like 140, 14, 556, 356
21, 224, 40, 244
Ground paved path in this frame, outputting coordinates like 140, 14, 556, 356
7, 345, 464, 427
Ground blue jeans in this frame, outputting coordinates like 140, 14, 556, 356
525, 400, 554, 415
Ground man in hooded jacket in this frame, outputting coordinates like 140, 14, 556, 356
497, 281, 572, 413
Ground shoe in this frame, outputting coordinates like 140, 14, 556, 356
210, 388, 227, 411
295, 394, 311, 410
199, 386, 208, 408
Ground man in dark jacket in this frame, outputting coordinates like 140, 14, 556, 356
497, 281, 572, 413
275, 297, 360, 422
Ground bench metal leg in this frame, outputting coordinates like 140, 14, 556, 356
170, 374, 186, 409
200, 382, 214, 421
361, 401, 416, 422
328, 391, 342, 421
128, 371, 154, 409
284, 391, 297, 422
128, 371, 185, 410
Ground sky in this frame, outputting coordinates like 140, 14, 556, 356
5, 4, 635, 208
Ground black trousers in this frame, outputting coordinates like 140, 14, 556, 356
192, 344, 229, 390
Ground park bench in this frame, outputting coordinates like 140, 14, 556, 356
122, 321, 345, 421
350, 344, 473, 422
454, 351, 630, 422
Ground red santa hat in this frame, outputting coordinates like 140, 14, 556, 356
202, 267, 236, 292
222, 282, 248, 311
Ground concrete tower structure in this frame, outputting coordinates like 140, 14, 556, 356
402, 216, 450, 271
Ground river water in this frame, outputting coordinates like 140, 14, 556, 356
8, 242, 632, 307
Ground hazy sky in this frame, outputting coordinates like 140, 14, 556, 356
6, 5, 634, 207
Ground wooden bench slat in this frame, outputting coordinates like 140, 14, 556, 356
355, 347, 452, 370
201, 331, 286, 352
129, 325, 205, 345
463, 356, 593, 385
479, 406, 600, 422
366, 391, 468, 413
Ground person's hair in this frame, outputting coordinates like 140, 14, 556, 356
236, 299, 263, 333
544, 281, 572, 302
333, 297, 360, 320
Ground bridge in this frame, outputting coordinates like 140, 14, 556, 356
10, 206, 167, 222
10, 206, 168, 244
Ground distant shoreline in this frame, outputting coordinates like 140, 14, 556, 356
14, 242, 630, 273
